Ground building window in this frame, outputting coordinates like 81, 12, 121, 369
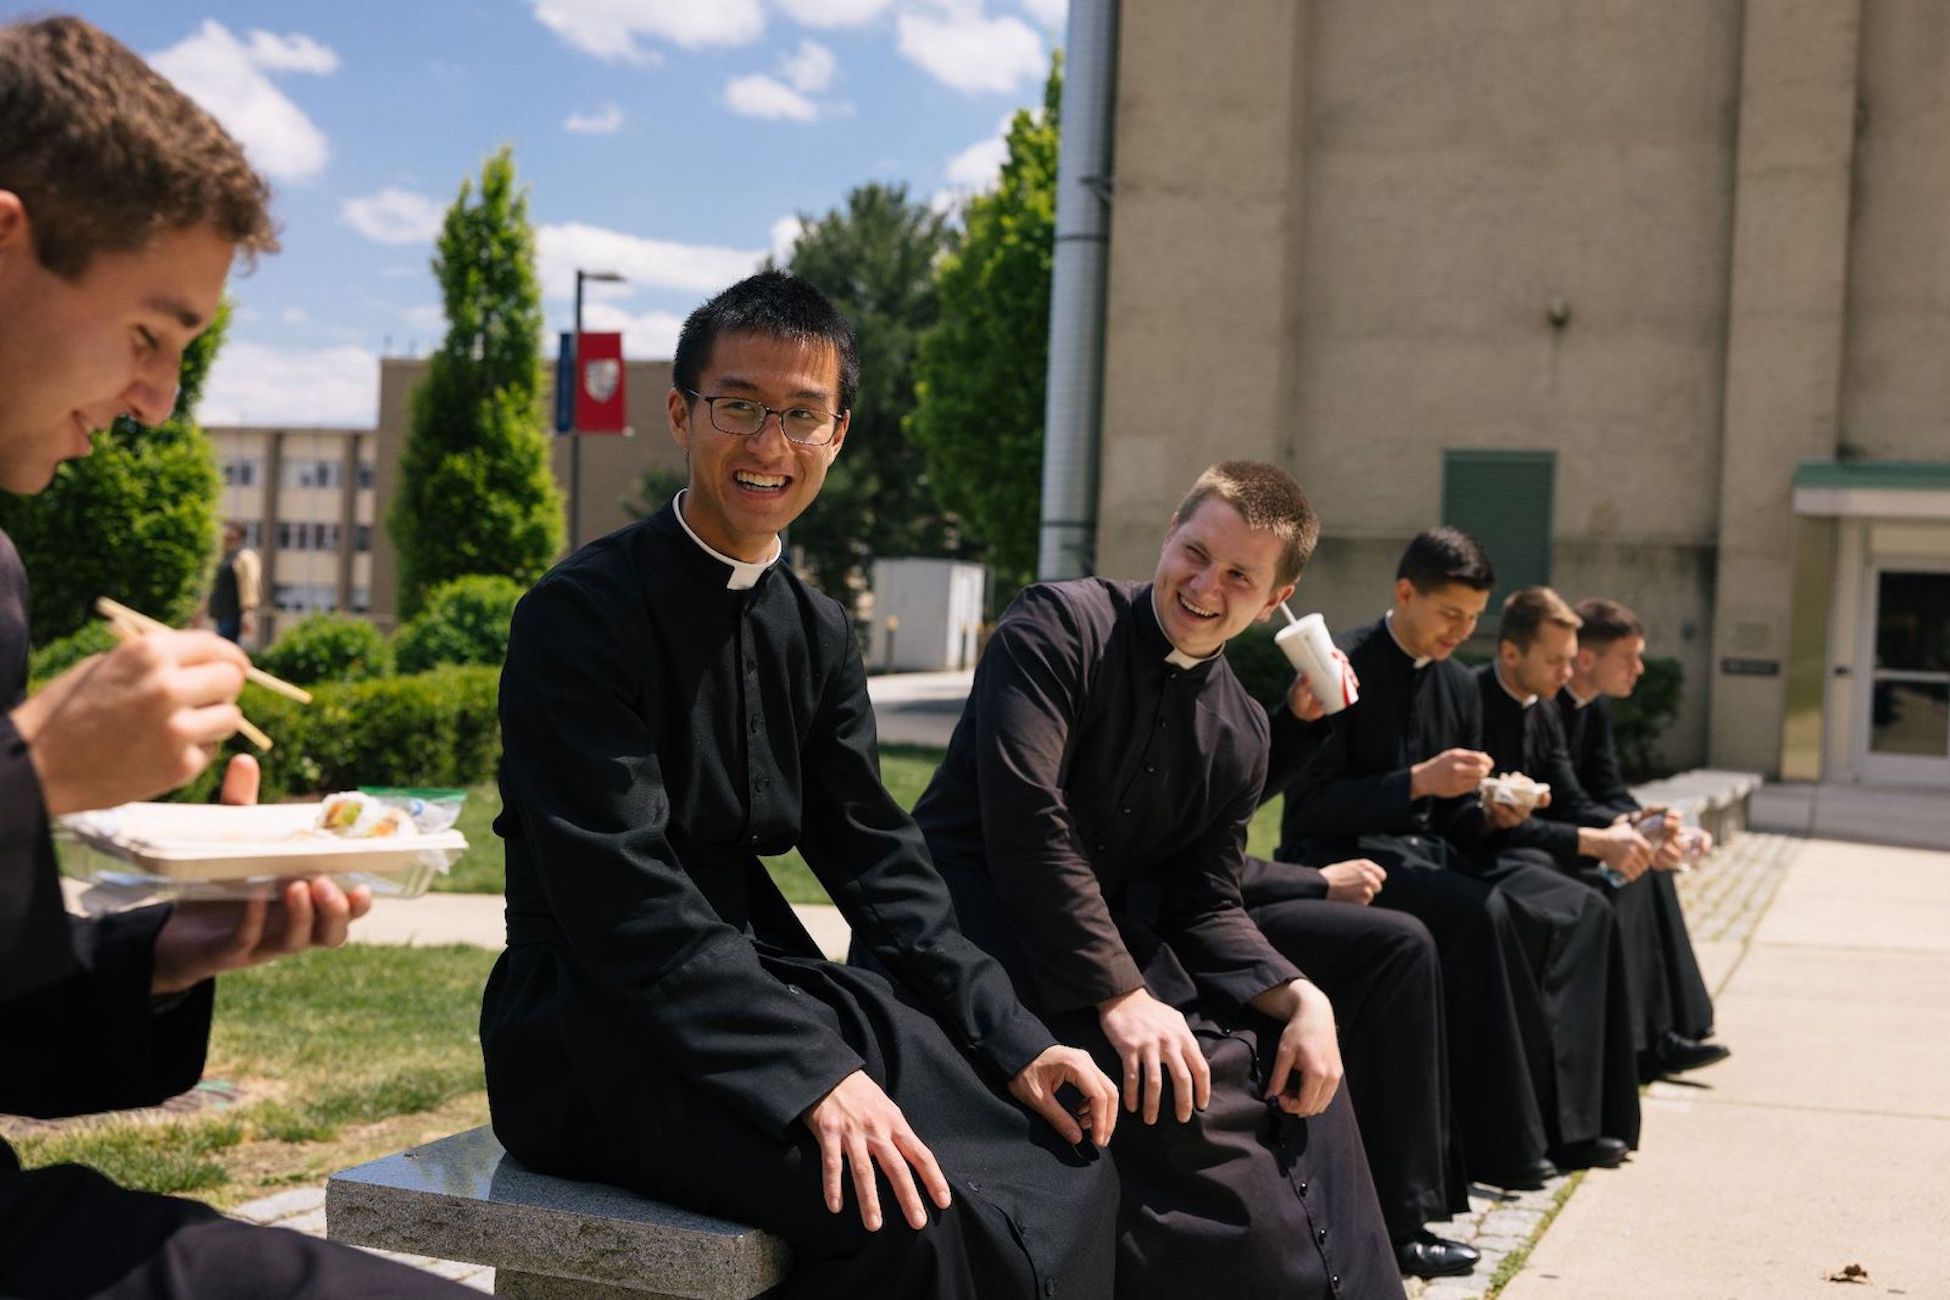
272, 582, 339, 614
353, 524, 373, 553
1441, 450, 1555, 612
310, 522, 342, 552
356, 461, 376, 490
232, 521, 262, 549
221, 457, 260, 487
283, 458, 344, 490
350, 586, 371, 614
276, 521, 301, 551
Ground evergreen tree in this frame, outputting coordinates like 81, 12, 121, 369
389, 147, 563, 619
0, 300, 229, 647
908, 57, 1061, 598
782, 183, 957, 595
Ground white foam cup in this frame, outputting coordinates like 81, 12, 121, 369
1275, 613, 1357, 715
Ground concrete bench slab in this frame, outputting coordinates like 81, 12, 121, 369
326, 1126, 790, 1299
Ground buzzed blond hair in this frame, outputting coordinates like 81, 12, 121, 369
1498, 585, 1582, 651
1172, 460, 1320, 587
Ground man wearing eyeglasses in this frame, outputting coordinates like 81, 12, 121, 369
483, 271, 1121, 1299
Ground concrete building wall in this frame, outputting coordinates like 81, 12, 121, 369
1098, 0, 1950, 778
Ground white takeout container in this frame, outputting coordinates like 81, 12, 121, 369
57, 800, 466, 905
1478, 773, 1550, 812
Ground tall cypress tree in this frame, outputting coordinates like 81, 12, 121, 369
0, 300, 228, 647
390, 147, 563, 619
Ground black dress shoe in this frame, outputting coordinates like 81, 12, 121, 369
1654, 1032, 1731, 1076
1395, 1230, 1480, 1279
1552, 1136, 1629, 1170
1474, 1157, 1558, 1191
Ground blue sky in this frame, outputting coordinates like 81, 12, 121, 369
16, 1, 1065, 425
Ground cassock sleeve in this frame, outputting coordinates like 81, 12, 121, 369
1155, 767, 1305, 1015
1262, 702, 1332, 804
0, 905, 213, 1118
1585, 703, 1640, 814
797, 630, 1056, 1084
962, 589, 1147, 1013
0, 714, 78, 1001
1536, 706, 1616, 833
1276, 695, 1420, 836
499, 570, 864, 1138
1501, 708, 1605, 861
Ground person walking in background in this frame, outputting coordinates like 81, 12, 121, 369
207, 521, 260, 647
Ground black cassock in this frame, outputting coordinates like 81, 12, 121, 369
894, 580, 1400, 1300
1271, 617, 1636, 1174
482, 503, 1117, 1300
1240, 722, 1468, 1241
1555, 691, 1714, 1046
0, 533, 474, 1300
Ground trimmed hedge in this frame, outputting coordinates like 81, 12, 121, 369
256, 614, 392, 686
28, 621, 119, 687
393, 575, 523, 674
1612, 656, 1684, 781
180, 664, 501, 803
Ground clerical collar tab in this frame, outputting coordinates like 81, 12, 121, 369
1165, 647, 1204, 670
1149, 589, 1220, 670
1495, 664, 1539, 709
1567, 686, 1599, 710
674, 490, 782, 590
1383, 610, 1432, 669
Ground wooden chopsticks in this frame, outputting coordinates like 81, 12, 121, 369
95, 596, 312, 752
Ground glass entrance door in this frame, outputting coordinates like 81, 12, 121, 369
1860, 565, 1950, 786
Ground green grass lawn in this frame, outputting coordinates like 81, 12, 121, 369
434, 745, 1290, 902
7, 944, 496, 1206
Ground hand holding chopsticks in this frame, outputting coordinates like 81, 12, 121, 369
95, 597, 309, 752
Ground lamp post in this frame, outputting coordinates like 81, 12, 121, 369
570, 268, 625, 548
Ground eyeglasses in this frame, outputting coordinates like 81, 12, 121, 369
682, 389, 845, 447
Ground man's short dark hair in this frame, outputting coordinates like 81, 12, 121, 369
1499, 585, 1581, 652
0, 16, 278, 277
1172, 460, 1320, 587
672, 270, 860, 416
1396, 526, 1496, 594
1573, 597, 1644, 651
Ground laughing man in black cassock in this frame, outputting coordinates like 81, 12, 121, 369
481, 272, 1121, 1299
1263, 529, 1639, 1191
890, 462, 1404, 1299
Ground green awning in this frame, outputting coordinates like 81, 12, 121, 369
1793, 460, 1950, 491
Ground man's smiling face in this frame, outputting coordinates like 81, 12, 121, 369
0, 200, 232, 494
665, 329, 849, 563
1152, 496, 1295, 659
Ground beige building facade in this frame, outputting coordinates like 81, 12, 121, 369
1095, 0, 1950, 786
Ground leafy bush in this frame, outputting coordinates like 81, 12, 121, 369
393, 575, 524, 674
1225, 623, 1293, 711
255, 614, 392, 686
28, 621, 119, 688
180, 665, 501, 803
1612, 656, 1684, 781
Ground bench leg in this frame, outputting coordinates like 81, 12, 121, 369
494, 1267, 688, 1299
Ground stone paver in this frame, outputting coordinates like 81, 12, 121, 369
230, 1184, 494, 1291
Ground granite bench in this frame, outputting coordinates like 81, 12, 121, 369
1628, 768, 1764, 847
326, 1126, 790, 1299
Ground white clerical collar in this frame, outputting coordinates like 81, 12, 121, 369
1383, 610, 1432, 669
1151, 589, 1220, 670
1566, 684, 1599, 710
674, 491, 781, 591
1495, 663, 1539, 709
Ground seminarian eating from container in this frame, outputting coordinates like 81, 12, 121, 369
481, 271, 1121, 1299
873, 461, 1403, 1298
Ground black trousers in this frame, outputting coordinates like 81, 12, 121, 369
1273, 836, 1555, 1182
486, 946, 1120, 1300
0, 1162, 474, 1299
1466, 850, 1642, 1150
1239, 863, 1470, 1239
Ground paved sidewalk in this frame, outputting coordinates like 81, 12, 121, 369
1502, 835, 1950, 1299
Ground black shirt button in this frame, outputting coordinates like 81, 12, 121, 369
1094, 843, 1108, 852
1144, 764, 1156, 774
1043, 1283, 1056, 1297
1316, 1227, 1328, 1243
1297, 1180, 1307, 1195
1120, 807, 1132, 816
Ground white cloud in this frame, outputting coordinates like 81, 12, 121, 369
402, 305, 446, 331
536, 222, 765, 296
1019, 0, 1067, 31
244, 30, 341, 73
564, 102, 625, 134
897, 11, 1044, 93
530, 0, 761, 62
945, 113, 1014, 188
340, 188, 445, 244
725, 73, 819, 121
148, 20, 334, 181
201, 342, 378, 426
774, 0, 895, 26
780, 39, 837, 93
575, 301, 686, 359
280, 306, 309, 324
770, 215, 804, 264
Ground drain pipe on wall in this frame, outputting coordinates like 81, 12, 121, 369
1036, 0, 1118, 581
